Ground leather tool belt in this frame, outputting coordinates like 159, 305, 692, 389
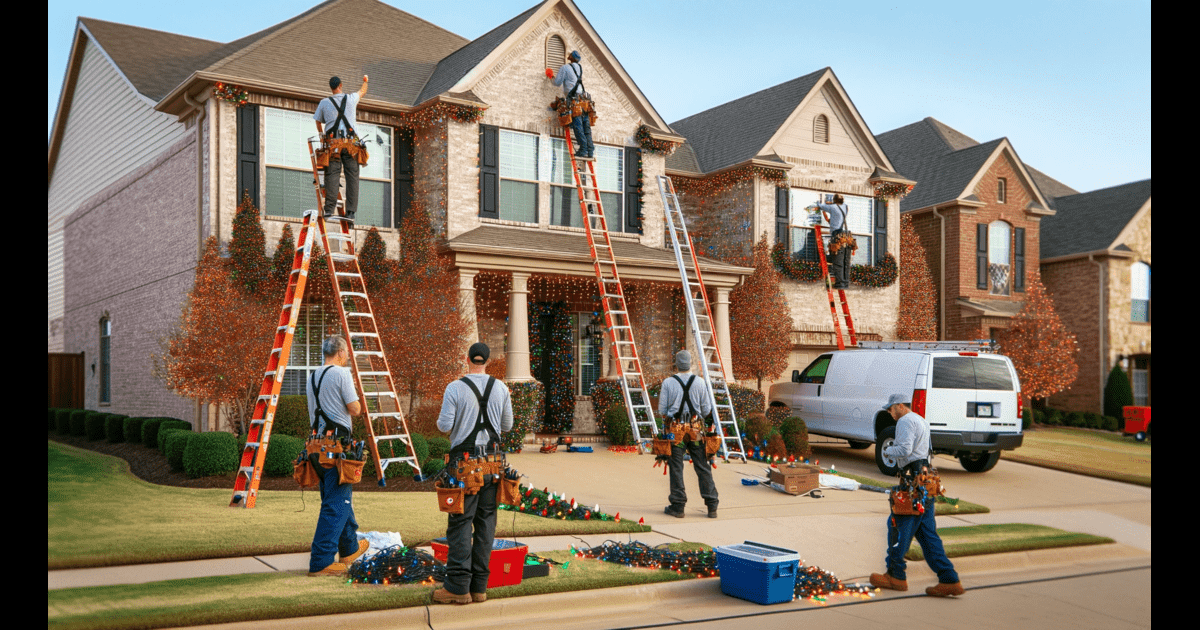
316, 137, 369, 168
435, 452, 519, 513
889, 461, 944, 515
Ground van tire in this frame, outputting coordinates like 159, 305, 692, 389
846, 440, 871, 450
874, 426, 900, 476
959, 451, 1000, 473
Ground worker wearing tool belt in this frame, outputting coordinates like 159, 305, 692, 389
432, 343, 514, 605
659, 350, 719, 519
313, 75, 368, 223
548, 50, 595, 159
870, 393, 965, 597
306, 335, 369, 577
814, 194, 854, 289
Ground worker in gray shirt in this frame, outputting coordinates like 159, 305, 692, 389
548, 50, 594, 159
432, 342, 513, 605
659, 350, 719, 519
314, 74, 368, 223
814, 194, 853, 289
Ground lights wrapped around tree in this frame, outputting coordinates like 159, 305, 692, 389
673, 166, 788, 198
346, 545, 446, 586
896, 213, 938, 340
1000, 273, 1080, 401
529, 301, 574, 434
212, 82, 250, 107
771, 242, 898, 288
635, 124, 681, 156
500, 484, 621, 522
501, 381, 544, 453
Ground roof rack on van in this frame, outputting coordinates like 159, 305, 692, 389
857, 340, 999, 353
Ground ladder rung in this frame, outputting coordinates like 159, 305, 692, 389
331, 252, 356, 262
341, 292, 368, 299
375, 434, 411, 442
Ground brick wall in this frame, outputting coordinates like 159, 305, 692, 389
1042, 257, 1101, 412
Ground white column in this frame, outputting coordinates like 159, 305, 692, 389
458, 269, 479, 350
714, 287, 733, 381
506, 272, 534, 381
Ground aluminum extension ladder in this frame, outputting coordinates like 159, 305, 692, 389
228, 140, 422, 508
561, 132, 660, 451
657, 175, 747, 462
812, 223, 858, 350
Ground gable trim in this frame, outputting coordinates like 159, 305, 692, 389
1109, 196, 1152, 252
959, 139, 1054, 215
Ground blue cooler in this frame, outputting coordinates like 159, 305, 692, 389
714, 541, 800, 604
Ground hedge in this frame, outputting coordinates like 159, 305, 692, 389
272, 395, 312, 439
48, 408, 59, 432
69, 409, 89, 436
158, 421, 194, 452
426, 436, 451, 466
779, 416, 810, 458
141, 418, 166, 448
165, 431, 195, 472
183, 432, 239, 478
603, 404, 634, 446
263, 434, 305, 477
55, 409, 74, 434
84, 412, 108, 441
120, 417, 143, 443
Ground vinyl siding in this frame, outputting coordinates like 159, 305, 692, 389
773, 90, 870, 170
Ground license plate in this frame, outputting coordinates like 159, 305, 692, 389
976, 404, 993, 418
970, 433, 987, 443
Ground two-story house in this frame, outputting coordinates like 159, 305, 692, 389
49, 0, 752, 432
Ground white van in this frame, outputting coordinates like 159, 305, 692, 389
767, 341, 1023, 475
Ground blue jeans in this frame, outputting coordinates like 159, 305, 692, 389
885, 499, 958, 583
570, 114, 593, 157
309, 463, 359, 572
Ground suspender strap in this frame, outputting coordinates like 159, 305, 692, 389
450, 376, 500, 457
567, 62, 584, 99
672, 374, 697, 421
310, 365, 339, 434
326, 95, 356, 139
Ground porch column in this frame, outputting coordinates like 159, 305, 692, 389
506, 272, 534, 381
458, 269, 479, 349
713, 287, 733, 382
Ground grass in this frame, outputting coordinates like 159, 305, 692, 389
1004, 426, 1151, 486
822, 469, 990, 515
48, 441, 648, 569
47, 549, 699, 630
905, 523, 1113, 561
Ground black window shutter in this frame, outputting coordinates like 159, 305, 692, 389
479, 125, 499, 219
976, 223, 989, 290
395, 129, 413, 228
236, 105, 259, 204
1013, 227, 1026, 292
624, 147, 641, 233
775, 187, 789, 248
874, 198, 888, 264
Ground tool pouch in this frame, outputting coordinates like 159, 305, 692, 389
293, 459, 319, 488
354, 143, 369, 166
437, 485, 465, 514
704, 432, 722, 457
889, 488, 923, 515
336, 457, 364, 485
306, 437, 345, 469
652, 439, 674, 456
499, 477, 521, 507
315, 147, 331, 169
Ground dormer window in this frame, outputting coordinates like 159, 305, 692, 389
814, 114, 829, 143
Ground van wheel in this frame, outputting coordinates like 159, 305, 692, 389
846, 440, 871, 450
959, 451, 1000, 472
874, 426, 900, 476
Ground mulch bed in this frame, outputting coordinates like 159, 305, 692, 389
48, 433, 434, 493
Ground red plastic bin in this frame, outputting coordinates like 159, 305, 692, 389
1122, 406, 1151, 437
430, 538, 527, 589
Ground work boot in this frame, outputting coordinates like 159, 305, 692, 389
307, 562, 347, 577
664, 505, 685, 518
471, 592, 487, 603
707, 507, 718, 519
432, 588, 471, 605
869, 572, 908, 591
341, 539, 369, 565
926, 581, 965, 597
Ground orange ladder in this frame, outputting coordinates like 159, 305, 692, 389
812, 224, 858, 350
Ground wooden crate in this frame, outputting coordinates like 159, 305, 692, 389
768, 464, 820, 496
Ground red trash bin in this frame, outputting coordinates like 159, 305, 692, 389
1122, 406, 1151, 441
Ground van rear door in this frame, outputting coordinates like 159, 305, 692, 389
929, 356, 979, 433
971, 357, 1019, 433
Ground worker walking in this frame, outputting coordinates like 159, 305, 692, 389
659, 350, 719, 519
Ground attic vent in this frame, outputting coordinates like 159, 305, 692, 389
546, 35, 566, 70
814, 114, 829, 143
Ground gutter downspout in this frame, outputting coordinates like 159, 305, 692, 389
1089, 253, 1105, 411
183, 90, 208, 431
932, 207, 946, 339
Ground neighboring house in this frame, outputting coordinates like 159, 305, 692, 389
1040, 180, 1151, 413
875, 117, 1074, 343
666, 68, 914, 380
49, 0, 754, 432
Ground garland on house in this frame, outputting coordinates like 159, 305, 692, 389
673, 166, 788, 198
501, 381, 545, 453
771, 242, 898, 288
212, 82, 250, 107
529, 301, 574, 434
635, 124, 681, 156
872, 181, 914, 199
634, 151, 646, 233
399, 102, 486, 128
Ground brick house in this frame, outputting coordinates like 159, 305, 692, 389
665, 68, 914, 380
48, 0, 753, 432
874, 117, 1075, 342
1040, 180, 1151, 413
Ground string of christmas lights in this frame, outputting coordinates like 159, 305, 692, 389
673, 167, 788, 198
212, 82, 250, 107
571, 541, 718, 577
635, 124, 681, 156
771, 243, 898, 288
502, 381, 544, 452
793, 564, 875, 602
499, 484, 622, 522
345, 545, 446, 586
871, 181, 914, 199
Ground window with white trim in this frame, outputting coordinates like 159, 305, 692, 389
988, 220, 1011, 295
99, 318, 111, 404
498, 129, 539, 223
549, 139, 622, 229
997, 177, 1007, 203
280, 304, 338, 396
1131, 262, 1150, 322
788, 189, 874, 265
576, 314, 601, 396
264, 107, 393, 227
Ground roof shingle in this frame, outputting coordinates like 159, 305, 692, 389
1040, 179, 1151, 259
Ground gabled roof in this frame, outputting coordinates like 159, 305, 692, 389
668, 69, 825, 174
78, 18, 228, 102
875, 117, 1075, 212
417, 2, 545, 104
1040, 179, 1151, 260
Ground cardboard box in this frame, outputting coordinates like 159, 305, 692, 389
714, 541, 800, 605
768, 464, 820, 495
430, 538, 528, 589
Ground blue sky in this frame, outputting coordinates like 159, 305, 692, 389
48, 0, 1150, 194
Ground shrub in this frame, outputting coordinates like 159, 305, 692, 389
141, 418, 165, 448
122, 416, 143, 443
426, 436, 451, 466
105, 415, 125, 443
1103, 365, 1134, 419
55, 409, 74, 434
84, 412, 107, 441
603, 405, 634, 446
779, 416, 809, 458
158, 421, 194, 452
1022, 407, 1033, 431
765, 405, 789, 427
1103, 415, 1121, 432
504, 381, 544, 453
69, 409, 89, 436
422, 459, 446, 476
48, 408, 58, 432
165, 431, 195, 472
408, 433, 429, 468
1044, 409, 1064, 426
1065, 411, 1087, 428
183, 432, 239, 478
272, 395, 312, 439
1083, 412, 1104, 430
262, 434, 305, 477
744, 412, 772, 446
728, 383, 765, 421
1033, 409, 1046, 425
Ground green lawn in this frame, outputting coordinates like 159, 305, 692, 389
48, 441, 648, 569
906, 523, 1113, 560
823, 469, 990, 515
1005, 426, 1151, 486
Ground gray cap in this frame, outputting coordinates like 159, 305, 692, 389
674, 351, 692, 371
882, 393, 911, 411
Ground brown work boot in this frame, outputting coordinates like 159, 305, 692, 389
341, 539, 370, 565
432, 588, 471, 605
471, 592, 487, 603
926, 581, 965, 597
307, 562, 347, 577
869, 572, 908, 591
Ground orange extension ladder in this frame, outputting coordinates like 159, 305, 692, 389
229, 139, 422, 508
812, 224, 858, 351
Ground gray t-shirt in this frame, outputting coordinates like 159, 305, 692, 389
306, 365, 358, 433
313, 93, 360, 137
552, 62, 582, 97
882, 411, 931, 469
658, 372, 713, 421
437, 374, 514, 450
816, 202, 848, 232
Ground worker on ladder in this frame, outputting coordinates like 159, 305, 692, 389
547, 50, 595, 159
815, 194, 855, 289
659, 351, 719, 520
314, 74, 368, 224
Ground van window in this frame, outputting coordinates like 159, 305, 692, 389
932, 357, 1014, 391
799, 356, 831, 384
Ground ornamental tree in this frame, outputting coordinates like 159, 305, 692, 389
730, 235, 794, 390
228, 194, 271, 298
1002, 273, 1079, 402
896, 213, 938, 340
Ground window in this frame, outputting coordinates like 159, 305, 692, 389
997, 177, 1007, 203
264, 107, 393, 227
546, 35, 566, 70
1131, 262, 1150, 322
987, 220, 1011, 295
814, 114, 829, 144
932, 357, 1014, 391
577, 315, 601, 396
498, 129, 539, 223
799, 355, 831, 384
280, 305, 337, 396
99, 318, 111, 404
1131, 356, 1150, 406
550, 139, 622, 229
788, 189, 874, 266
